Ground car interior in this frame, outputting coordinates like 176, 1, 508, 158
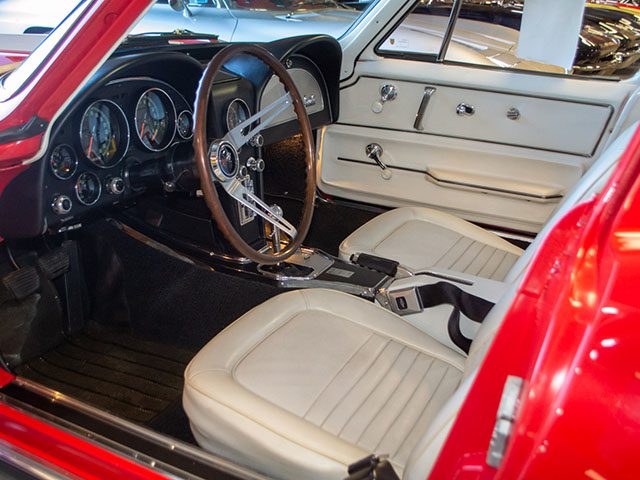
1, 11, 640, 480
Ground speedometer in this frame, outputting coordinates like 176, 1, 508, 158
135, 88, 176, 151
80, 100, 129, 168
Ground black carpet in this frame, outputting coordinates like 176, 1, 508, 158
17, 324, 191, 425
86, 221, 281, 351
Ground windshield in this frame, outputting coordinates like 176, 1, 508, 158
0, 0, 372, 99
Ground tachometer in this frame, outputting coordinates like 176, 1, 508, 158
135, 88, 176, 151
75, 172, 102, 206
50, 144, 77, 180
226, 99, 250, 135
80, 100, 129, 168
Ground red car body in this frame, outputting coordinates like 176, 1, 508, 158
0, 1, 639, 478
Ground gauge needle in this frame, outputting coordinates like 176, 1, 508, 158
151, 128, 158, 143
87, 135, 93, 158
139, 121, 145, 139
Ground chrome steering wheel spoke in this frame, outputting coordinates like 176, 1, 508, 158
224, 92, 292, 150
220, 177, 297, 238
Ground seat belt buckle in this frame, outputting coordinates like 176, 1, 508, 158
345, 454, 400, 480
386, 287, 423, 315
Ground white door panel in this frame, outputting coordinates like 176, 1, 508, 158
318, 124, 582, 232
339, 76, 613, 156
320, 58, 637, 233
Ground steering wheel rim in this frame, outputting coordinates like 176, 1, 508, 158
193, 44, 316, 265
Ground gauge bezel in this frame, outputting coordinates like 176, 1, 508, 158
79, 99, 130, 169
74, 172, 102, 206
225, 98, 251, 135
134, 87, 177, 152
176, 110, 194, 140
49, 144, 78, 180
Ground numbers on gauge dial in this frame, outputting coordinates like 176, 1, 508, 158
135, 88, 176, 151
79, 100, 128, 168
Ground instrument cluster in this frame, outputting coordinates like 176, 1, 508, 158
44, 77, 193, 227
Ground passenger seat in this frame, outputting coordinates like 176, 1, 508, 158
339, 123, 638, 281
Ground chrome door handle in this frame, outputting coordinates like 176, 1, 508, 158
414, 86, 436, 131
456, 103, 475, 117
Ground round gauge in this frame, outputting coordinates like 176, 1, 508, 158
177, 110, 193, 139
80, 100, 129, 168
75, 172, 102, 206
50, 144, 77, 180
135, 88, 176, 151
226, 99, 250, 135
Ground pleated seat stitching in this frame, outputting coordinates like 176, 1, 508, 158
391, 365, 452, 459
371, 356, 435, 453
336, 345, 406, 436
303, 332, 376, 419
353, 350, 420, 445
319, 338, 392, 428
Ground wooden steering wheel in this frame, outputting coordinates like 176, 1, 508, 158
193, 44, 316, 264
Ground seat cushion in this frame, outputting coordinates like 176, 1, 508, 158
340, 206, 524, 280
184, 289, 465, 480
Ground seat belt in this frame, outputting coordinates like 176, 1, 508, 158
416, 282, 494, 353
386, 281, 494, 354
345, 454, 400, 480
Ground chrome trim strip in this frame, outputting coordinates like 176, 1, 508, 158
0, 439, 72, 480
425, 169, 563, 202
437, 0, 463, 62
9, 377, 267, 480
413, 86, 436, 131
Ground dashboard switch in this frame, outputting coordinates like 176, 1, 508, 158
52, 195, 72, 215
246, 157, 265, 173
106, 176, 125, 195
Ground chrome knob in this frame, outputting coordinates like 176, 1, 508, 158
246, 157, 265, 173
106, 176, 125, 195
366, 143, 386, 169
456, 103, 475, 117
380, 84, 398, 103
51, 195, 72, 215
249, 134, 264, 148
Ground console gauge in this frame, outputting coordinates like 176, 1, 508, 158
50, 144, 77, 180
75, 172, 102, 206
177, 110, 193, 139
80, 99, 129, 168
226, 99, 250, 135
135, 88, 176, 151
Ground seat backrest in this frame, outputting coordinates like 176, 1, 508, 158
402, 276, 523, 480
505, 121, 639, 283
403, 122, 639, 480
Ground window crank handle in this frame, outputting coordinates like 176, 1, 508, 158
366, 143, 387, 170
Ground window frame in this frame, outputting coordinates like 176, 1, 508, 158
372, 0, 623, 83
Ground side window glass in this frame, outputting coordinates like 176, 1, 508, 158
378, 1, 455, 57
378, 0, 640, 80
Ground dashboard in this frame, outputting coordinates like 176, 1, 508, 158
0, 35, 341, 240
45, 78, 193, 221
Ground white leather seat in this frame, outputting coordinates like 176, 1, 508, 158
184, 287, 512, 480
339, 123, 639, 281
184, 124, 639, 479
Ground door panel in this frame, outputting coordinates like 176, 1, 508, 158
319, 58, 637, 233
318, 124, 581, 233
338, 77, 613, 156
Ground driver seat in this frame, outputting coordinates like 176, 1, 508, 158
183, 285, 516, 480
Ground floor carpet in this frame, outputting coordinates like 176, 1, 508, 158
17, 324, 191, 425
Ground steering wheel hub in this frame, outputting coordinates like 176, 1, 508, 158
209, 140, 240, 182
